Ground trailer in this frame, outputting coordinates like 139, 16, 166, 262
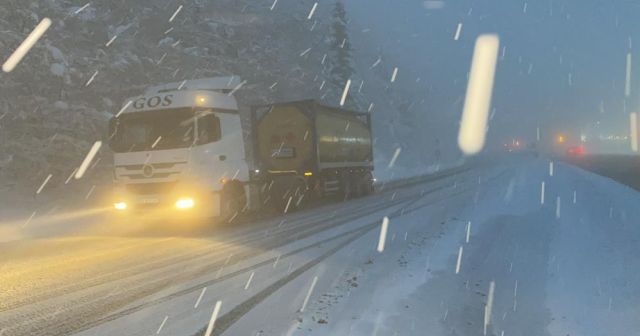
249, 100, 374, 211
107, 77, 373, 221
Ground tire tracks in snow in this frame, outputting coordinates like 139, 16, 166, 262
3, 182, 438, 336
2, 166, 484, 336
194, 170, 509, 336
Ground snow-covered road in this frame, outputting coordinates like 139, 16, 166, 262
292, 158, 640, 336
0, 161, 482, 336
2, 156, 640, 336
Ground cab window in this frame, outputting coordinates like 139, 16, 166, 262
196, 111, 221, 145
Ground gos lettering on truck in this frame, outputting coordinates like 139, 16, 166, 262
132, 94, 174, 109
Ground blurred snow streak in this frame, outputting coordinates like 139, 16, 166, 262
458, 34, 500, 155
75, 141, 101, 179
377, 216, 389, 252
2, 18, 51, 72
630, 112, 638, 152
203, 300, 222, 336
484, 281, 495, 335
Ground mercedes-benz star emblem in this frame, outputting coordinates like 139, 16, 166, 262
142, 165, 153, 177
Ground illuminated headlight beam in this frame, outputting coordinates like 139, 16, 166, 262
114, 202, 127, 210
176, 198, 195, 209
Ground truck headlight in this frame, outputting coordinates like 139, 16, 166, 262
114, 201, 127, 210
175, 198, 195, 209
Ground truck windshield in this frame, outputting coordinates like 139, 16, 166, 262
109, 108, 196, 153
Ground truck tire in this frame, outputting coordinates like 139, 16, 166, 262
340, 171, 355, 201
220, 182, 245, 222
309, 177, 324, 201
290, 177, 309, 210
263, 178, 286, 213
358, 172, 374, 197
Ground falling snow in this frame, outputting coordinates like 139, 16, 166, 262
1, 2, 639, 336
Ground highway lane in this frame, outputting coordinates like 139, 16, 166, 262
0, 163, 494, 336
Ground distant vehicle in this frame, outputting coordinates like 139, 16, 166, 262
565, 145, 585, 157
107, 77, 374, 220
503, 139, 524, 152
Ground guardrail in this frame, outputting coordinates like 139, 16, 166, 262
375, 163, 470, 193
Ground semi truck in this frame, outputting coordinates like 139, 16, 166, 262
108, 77, 374, 220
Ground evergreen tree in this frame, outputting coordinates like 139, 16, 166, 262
326, 1, 358, 107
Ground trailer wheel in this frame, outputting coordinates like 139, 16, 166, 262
220, 182, 245, 222
290, 177, 309, 210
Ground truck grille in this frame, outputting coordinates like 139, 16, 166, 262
117, 162, 186, 170
125, 182, 176, 195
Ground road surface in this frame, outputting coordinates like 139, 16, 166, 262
1, 155, 640, 336
0, 160, 484, 335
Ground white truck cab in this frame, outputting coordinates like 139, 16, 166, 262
108, 77, 250, 219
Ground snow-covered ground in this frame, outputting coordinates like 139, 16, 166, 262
207, 157, 640, 336
0, 157, 485, 336
286, 158, 640, 336
2, 156, 640, 336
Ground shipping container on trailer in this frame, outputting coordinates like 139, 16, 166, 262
249, 100, 374, 210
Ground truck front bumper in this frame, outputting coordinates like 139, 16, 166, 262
111, 190, 221, 218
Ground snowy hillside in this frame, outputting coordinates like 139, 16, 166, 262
0, 0, 394, 194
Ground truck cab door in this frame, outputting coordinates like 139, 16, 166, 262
193, 112, 249, 190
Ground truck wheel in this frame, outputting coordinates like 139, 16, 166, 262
340, 172, 354, 201
264, 179, 286, 213
310, 177, 324, 201
290, 177, 308, 210
221, 183, 245, 222
359, 172, 374, 196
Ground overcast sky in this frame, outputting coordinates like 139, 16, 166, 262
346, 0, 640, 151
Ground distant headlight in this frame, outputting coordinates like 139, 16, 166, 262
114, 201, 127, 210
175, 198, 195, 209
